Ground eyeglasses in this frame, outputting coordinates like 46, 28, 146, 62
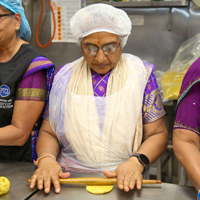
81, 42, 121, 56
0, 14, 14, 18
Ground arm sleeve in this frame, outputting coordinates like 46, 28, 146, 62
16, 59, 47, 101
174, 82, 200, 136
142, 72, 166, 124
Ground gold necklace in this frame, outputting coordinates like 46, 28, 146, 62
9, 37, 20, 60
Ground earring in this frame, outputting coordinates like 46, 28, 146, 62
15, 27, 19, 31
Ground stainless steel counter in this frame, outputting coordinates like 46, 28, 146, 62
31, 179, 197, 200
0, 160, 197, 200
0, 160, 37, 200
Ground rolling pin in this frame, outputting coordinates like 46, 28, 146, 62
28, 177, 161, 185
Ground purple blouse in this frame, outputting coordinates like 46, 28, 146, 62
174, 83, 200, 135
174, 57, 200, 136
16, 58, 47, 101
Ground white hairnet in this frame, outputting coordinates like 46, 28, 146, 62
70, 3, 132, 47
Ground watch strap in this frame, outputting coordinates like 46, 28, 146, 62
131, 153, 150, 174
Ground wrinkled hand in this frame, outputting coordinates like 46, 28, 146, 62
30, 158, 70, 194
103, 157, 144, 192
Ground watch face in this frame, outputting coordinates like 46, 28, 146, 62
140, 154, 149, 165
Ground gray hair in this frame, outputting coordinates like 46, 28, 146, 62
0, 4, 15, 19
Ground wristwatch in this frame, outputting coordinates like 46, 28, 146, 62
131, 153, 150, 174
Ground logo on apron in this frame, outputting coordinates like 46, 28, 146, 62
0, 85, 10, 97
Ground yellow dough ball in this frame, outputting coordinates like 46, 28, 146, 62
86, 185, 113, 194
0, 177, 10, 195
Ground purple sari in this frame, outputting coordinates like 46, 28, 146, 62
174, 57, 200, 136
18, 56, 55, 161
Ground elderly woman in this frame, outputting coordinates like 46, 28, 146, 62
0, 0, 55, 162
30, 4, 168, 193
173, 57, 200, 191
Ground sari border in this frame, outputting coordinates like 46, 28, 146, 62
177, 78, 200, 107
23, 57, 55, 79
16, 88, 46, 101
174, 121, 200, 136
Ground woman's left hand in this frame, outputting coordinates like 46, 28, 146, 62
103, 156, 144, 192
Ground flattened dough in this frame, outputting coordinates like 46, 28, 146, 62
86, 185, 113, 194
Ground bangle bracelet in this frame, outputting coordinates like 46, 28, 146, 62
34, 154, 56, 167
38, 149, 57, 157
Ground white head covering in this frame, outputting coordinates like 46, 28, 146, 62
70, 3, 132, 47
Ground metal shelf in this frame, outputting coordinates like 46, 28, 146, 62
85, 1, 188, 7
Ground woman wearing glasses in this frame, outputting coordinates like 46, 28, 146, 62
30, 4, 168, 193
0, 0, 54, 162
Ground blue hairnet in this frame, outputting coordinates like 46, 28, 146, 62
0, 0, 31, 41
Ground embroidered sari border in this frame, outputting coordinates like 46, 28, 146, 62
174, 121, 200, 136
177, 78, 200, 107
176, 58, 200, 109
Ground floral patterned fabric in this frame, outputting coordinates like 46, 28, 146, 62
92, 71, 111, 97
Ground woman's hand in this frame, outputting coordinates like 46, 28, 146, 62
103, 157, 144, 192
30, 157, 70, 194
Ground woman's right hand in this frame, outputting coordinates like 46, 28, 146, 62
30, 157, 70, 193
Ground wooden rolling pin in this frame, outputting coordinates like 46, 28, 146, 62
28, 177, 161, 185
